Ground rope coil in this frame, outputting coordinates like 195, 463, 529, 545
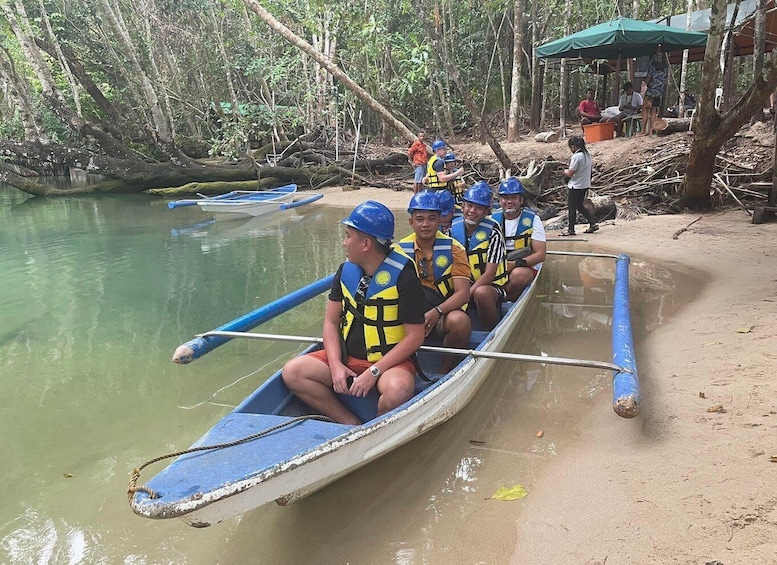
127, 415, 335, 504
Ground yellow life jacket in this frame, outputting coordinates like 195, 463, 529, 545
426, 155, 446, 189
450, 216, 507, 286
491, 208, 536, 251
339, 249, 412, 362
396, 232, 457, 298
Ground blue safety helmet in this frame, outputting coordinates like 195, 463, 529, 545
407, 190, 441, 214
497, 177, 525, 196
462, 181, 493, 207
443, 152, 457, 163
342, 200, 395, 242
435, 190, 455, 217
431, 140, 446, 151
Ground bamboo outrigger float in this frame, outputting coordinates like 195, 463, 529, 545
128, 253, 639, 527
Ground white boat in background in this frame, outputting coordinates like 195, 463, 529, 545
167, 185, 322, 221
196, 185, 296, 219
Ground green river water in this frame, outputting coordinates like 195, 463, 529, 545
0, 184, 698, 564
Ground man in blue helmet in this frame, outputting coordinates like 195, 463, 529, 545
282, 201, 426, 425
396, 191, 471, 371
450, 181, 508, 330
443, 152, 465, 203
426, 140, 464, 191
434, 189, 457, 235
492, 177, 546, 301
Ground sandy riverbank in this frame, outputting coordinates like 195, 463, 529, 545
317, 181, 777, 564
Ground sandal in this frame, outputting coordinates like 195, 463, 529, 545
584, 225, 599, 234
558, 231, 576, 237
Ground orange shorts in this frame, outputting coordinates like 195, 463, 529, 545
307, 349, 416, 376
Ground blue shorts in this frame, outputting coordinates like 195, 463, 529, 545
414, 165, 426, 183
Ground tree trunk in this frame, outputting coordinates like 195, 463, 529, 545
750, 0, 767, 125
37, 0, 82, 117
1, 0, 59, 143
409, 0, 513, 169
0, 45, 46, 141
242, 0, 415, 144
529, 0, 542, 132
33, 38, 124, 132
681, 0, 777, 209
507, 0, 524, 141
96, 0, 171, 142
678, 0, 694, 112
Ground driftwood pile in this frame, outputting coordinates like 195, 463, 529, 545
530, 131, 774, 226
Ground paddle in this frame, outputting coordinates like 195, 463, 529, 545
198, 330, 632, 374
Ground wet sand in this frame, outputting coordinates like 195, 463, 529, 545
318, 187, 777, 564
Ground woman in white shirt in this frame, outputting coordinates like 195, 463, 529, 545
561, 136, 598, 236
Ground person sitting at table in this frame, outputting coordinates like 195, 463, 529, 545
578, 89, 603, 125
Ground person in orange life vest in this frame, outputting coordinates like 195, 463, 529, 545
281, 201, 426, 425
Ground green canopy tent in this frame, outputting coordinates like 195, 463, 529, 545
535, 17, 708, 60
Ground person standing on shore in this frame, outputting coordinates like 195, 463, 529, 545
561, 137, 598, 236
407, 132, 428, 193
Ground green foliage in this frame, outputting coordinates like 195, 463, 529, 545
0, 0, 749, 149
0, 112, 24, 140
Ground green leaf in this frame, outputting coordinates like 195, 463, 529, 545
491, 484, 528, 501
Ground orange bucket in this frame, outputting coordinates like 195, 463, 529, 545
582, 122, 615, 142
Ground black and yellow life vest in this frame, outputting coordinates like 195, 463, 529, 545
340, 249, 412, 362
450, 216, 507, 286
426, 155, 446, 189
491, 208, 536, 251
447, 178, 465, 203
396, 232, 457, 298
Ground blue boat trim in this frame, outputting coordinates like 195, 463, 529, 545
175, 275, 334, 364
280, 193, 323, 210
612, 254, 640, 418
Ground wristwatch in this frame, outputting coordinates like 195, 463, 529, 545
370, 365, 381, 378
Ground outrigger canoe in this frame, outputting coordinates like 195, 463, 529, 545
129, 253, 638, 527
167, 184, 322, 220
129, 265, 544, 527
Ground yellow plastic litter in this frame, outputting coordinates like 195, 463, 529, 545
491, 484, 528, 501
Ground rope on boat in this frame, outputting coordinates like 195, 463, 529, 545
127, 414, 335, 503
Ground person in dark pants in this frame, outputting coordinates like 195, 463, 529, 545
560, 136, 598, 236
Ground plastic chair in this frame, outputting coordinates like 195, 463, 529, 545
714, 88, 724, 110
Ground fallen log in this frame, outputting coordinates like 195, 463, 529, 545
656, 119, 691, 135
534, 131, 559, 143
